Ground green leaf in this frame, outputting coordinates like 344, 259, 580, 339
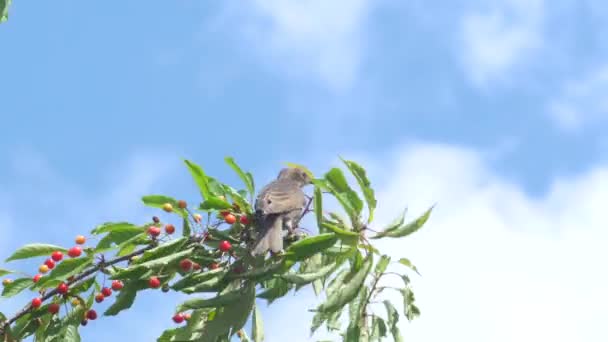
134, 237, 188, 264
252, 306, 264, 342
1, 277, 33, 298
341, 158, 377, 223
284, 233, 338, 261
182, 217, 191, 237
315, 253, 373, 313
384, 300, 403, 342
371, 315, 387, 339
199, 197, 233, 210
372, 206, 434, 239
257, 278, 293, 304
0, 0, 10, 23
70, 277, 96, 294
35, 257, 93, 289
141, 195, 187, 218
104, 280, 147, 316
171, 268, 226, 291
281, 261, 338, 285
91, 222, 138, 235
0, 268, 15, 277
200, 283, 255, 340
401, 287, 420, 321
95, 226, 145, 252
5, 244, 68, 262
111, 248, 193, 280
314, 186, 324, 233
221, 185, 253, 213
397, 257, 421, 275
374, 255, 391, 276
176, 287, 242, 312
184, 159, 211, 200
62, 325, 80, 342
320, 221, 359, 239
225, 157, 255, 196
322, 168, 364, 227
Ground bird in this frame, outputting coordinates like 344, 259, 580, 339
251, 167, 312, 256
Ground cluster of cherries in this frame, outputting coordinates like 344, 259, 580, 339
1, 199, 247, 327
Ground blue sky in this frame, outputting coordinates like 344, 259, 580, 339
1, 1, 607, 341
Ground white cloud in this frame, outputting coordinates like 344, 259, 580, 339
267, 142, 607, 341
548, 65, 608, 132
459, 0, 544, 86
238, 0, 372, 92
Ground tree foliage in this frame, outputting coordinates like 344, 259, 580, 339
0, 158, 433, 341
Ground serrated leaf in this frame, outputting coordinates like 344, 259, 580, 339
315, 254, 373, 313
95, 227, 145, 252
252, 306, 264, 342
200, 283, 255, 340
62, 325, 80, 342
384, 300, 403, 342
171, 268, 226, 291
35, 257, 93, 289
134, 237, 187, 264
5, 244, 68, 262
281, 261, 338, 285
372, 206, 434, 239
1, 278, 33, 298
182, 217, 191, 237
397, 257, 421, 275
199, 197, 233, 210
111, 248, 193, 280
341, 158, 376, 223
374, 255, 390, 276
284, 233, 338, 261
176, 287, 242, 312
104, 280, 147, 316
91, 222, 138, 235
225, 157, 255, 196
184, 160, 212, 201
320, 221, 359, 239
70, 277, 96, 294
323, 168, 363, 226
256, 278, 292, 304
141, 195, 187, 217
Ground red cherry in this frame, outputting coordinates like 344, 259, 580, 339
172, 313, 185, 324
183, 313, 191, 321
75, 235, 86, 245
177, 200, 187, 209
51, 251, 63, 262
224, 214, 236, 224
149, 276, 161, 288
218, 240, 232, 252
111, 280, 124, 291
31, 297, 42, 308
33, 274, 42, 283
57, 282, 69, 295
68, 246, 82, 258
86, 309, 97, 320
148, 226, 161, 237
179, 259, 193, 272
48, 303, 60, 314
44, 259, 55, 270
192, 263, 201, 271
220, 210, 230, 217
165, 224, 175, 234
239, 215, 250, 225
102, 287, 112, 297
209, 262, 219, 270
95, 293, 104, 303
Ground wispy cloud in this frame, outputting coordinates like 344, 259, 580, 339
548, 65, 608, 132
234, 0, 373, 92
459, 0, 544, 87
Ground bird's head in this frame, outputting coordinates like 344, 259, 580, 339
277, 167, 312, 187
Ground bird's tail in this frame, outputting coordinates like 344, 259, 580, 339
252, 215, 283, 256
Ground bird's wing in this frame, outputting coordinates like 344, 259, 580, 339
255, 182, 305, 215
